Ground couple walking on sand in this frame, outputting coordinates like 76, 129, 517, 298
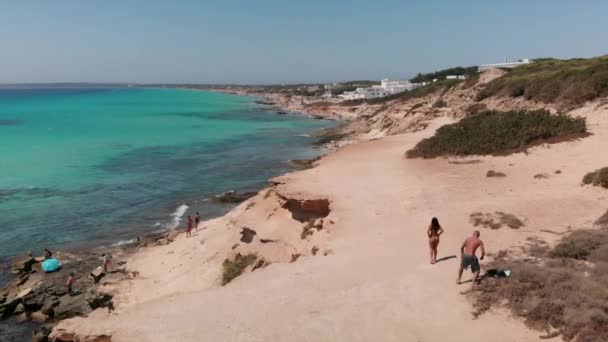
185, 211, 201, 237
427, 217, 485, 292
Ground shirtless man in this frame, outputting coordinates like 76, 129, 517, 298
457, 230, 485, 292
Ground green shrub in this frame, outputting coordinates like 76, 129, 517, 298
582, 167, 608, 188
550, 229, 608, 261
465, 103, 487, 115
410, 66, 478, 83
476, 55, 608, 107
432, 99, 447, 108
406, 110, 587, 158
221, 253, 258, 285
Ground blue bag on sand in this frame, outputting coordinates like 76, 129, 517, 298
41, 258, 61, 272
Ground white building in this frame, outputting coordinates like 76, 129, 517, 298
340, 87, 389, 100
380, 78, 417, 93
479, 58, 532, 71
339, 78, 422, 100
321, 90, 333, 98
446, 75, 467, 80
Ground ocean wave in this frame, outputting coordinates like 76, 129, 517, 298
163, 204, 189, 230
111, 238, 138, 247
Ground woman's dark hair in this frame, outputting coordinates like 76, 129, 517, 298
430, 217, 441, 231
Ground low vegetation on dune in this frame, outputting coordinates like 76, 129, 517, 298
470, 212, 523, 229
410, 66, 478, 83
474, 228, 608, 341
464, 102, 487, 115
582, 167, 608, 188
406, 110, 587, 158
486, 170, 506, 178
221, 253, 259, 285
476, 55, 608, 108
432, 98, 447, 108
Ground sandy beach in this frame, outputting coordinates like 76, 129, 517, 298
48, 78, 608, 341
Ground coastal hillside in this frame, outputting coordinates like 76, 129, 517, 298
255, 55, 608, 147
477, 55, 608, 108
47, 56, 608, 341
51, 99, 608, 341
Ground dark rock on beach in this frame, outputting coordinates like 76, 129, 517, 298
255, 100, 275, 106
213, 190, 257, 204
287, 157, 321, 170
11, 255, 37, 274
311, 124, 351, 146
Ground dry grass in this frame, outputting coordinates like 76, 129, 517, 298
221, 253, 258, 285
582, 167, 608, 188
486, 170, 506, 178
465, 103, 487, 115
470, 212, 524, 229
595, 210, 608, 227
476, 56, 608, 108
432, 98, 447, 108
473, 228, 608, 341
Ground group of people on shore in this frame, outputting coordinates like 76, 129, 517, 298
427, 217, 485, 292
39, 248, 112, 295
185, 211, 201, 238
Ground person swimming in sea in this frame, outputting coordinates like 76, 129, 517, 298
427, 217, 444, 264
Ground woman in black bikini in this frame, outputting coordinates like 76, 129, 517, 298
427, 217, 444, 264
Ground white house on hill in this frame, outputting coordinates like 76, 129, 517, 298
339, 78, 422, 100
479, 58, 532, 71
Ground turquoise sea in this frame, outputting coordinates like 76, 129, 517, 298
0, 87, 331, 260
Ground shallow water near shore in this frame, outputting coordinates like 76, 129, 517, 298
0, 87, 332, 261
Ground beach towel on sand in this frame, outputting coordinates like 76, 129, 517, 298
41, 258, 61, 272
485, 269, 511, 278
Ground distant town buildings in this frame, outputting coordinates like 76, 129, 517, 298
339, 78, 422, 101
446, 75, 467, 80
479, 58, 532, 71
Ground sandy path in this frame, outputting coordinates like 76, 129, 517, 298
55, 105, 608, 341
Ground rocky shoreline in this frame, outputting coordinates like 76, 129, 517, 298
0, 124, 341, 342
0, 229, 186, 341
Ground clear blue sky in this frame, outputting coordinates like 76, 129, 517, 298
1, 0, 606, 84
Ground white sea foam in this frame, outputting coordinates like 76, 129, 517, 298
163, 204, 189, 230
111, 238, 138, 247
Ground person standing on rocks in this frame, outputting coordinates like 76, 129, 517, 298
66, 272, 75, 295
457, 230, 485, 293
102, 253, 110, 273
186, 215, 193, 237
195, 211, 201, 231
44, 248, 53, 259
